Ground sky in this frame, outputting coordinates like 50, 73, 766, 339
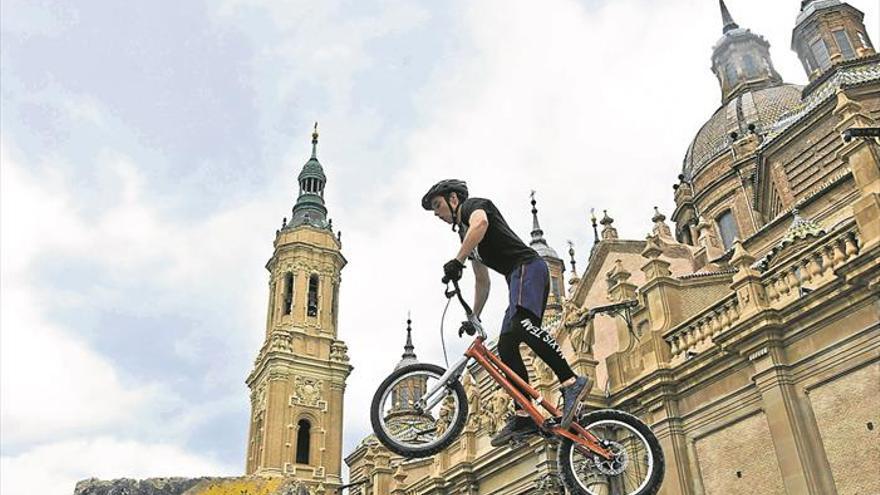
1, 1, 877, 493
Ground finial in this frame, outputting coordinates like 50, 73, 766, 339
311, 122, 319, 159
590, 208, 599, 244
337, 230, 342, 242
567, 240, 577, 274
719, 0, 739, 34
600, 210, 619, 240
652, 206, 666, 223
328, 218, 333, 229
282, 217, 287, 228
530, 190, 541, 232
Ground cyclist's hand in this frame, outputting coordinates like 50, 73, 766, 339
442, 259, 465, 283
458, 321, 477, 338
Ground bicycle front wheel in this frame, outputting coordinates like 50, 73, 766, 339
559, 409, 665, 495
370, 363, 468, 458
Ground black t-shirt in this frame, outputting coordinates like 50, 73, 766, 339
458, 197, 538, 275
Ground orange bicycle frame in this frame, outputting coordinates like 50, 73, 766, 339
464, 336, 613, 460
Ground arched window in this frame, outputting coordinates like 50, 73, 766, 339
811, 38, 832, 71
550, 276, 561, 300
296, 420, 311, 464
716, 210, 740, 251
678, 225, 693, 246
742, 54, 758, 78
725, 63, 738, 86
833, 30, 855, 59
308, 275, 319, 317
282, 273, 294, 315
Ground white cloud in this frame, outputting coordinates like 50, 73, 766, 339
0, 139, 266, 484
1, 437, 236, 495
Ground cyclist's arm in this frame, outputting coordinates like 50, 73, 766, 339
456, 209, 488, 263
472, 260, 490, 319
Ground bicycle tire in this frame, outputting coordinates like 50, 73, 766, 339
558, 409, 665, 495
370, 363, 468, 458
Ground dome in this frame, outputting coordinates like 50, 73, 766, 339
298, 157, 326, 181
682, 83, 803, 180
532, 243, 560, 259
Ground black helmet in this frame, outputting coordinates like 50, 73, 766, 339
421, 179, 468, 210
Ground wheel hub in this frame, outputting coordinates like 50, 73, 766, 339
594, 440, 628, 476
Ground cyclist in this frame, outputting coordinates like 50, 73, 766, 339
421, 179, 590, 447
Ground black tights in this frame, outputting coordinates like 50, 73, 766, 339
498, 308, 575, 411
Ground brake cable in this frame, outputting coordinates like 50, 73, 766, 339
439, 294, 453, 368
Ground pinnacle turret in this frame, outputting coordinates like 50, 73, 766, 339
290, 123, 330, 229
529, 191, 560, 259
395, 314, 419, 370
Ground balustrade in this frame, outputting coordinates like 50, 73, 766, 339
666, 226, 860, 362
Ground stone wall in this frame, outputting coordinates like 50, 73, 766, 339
808, 362, 880, 495
693, 413, 786, 495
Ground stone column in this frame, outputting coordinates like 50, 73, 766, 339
370, 449, 393, 495
325, 381, 345, 483
749, 345, 837, 494
648, 399, 695, 495
261, 370, 289, 474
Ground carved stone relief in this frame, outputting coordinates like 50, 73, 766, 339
293, 376, 327, 410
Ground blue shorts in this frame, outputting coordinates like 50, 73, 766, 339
501, 258, 549, 335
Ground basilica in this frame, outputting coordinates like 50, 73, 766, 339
244, 1, 879, 494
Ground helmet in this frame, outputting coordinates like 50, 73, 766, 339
421, 179, 468, 210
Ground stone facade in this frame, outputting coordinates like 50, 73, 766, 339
345, 2, 880, 494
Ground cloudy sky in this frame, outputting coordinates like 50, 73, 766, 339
2, 1, 877, 493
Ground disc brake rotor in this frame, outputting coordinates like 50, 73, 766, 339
594, 440, 628, 476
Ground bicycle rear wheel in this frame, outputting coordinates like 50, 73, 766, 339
370, 363, 468, 458
558, 409, 665, 495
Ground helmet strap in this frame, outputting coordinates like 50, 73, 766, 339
444, 195, 460, 233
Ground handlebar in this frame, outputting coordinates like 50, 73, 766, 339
444, 278, 487, 340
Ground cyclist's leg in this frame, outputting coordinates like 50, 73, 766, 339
498, 310, 530, 413
515, 307, 576, 383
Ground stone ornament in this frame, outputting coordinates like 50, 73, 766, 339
462, 372, 482, 430
293, 376, 326, 409
482, 389, 514, 436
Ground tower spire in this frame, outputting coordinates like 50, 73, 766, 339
590, 208, 599, 244
719, 0, 739, 34
311, 122, 319, 159
402, 313, 416, 360
530, 190, 546, 245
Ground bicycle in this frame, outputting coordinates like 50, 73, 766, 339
370, 278, 665, 495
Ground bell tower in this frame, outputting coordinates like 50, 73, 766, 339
245, 124, 351, 493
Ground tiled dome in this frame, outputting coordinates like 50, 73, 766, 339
682, 83, 803, 180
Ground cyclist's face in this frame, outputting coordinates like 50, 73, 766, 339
430, 195, 455, 224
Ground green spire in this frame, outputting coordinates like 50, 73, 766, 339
290, 123, 329, 229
